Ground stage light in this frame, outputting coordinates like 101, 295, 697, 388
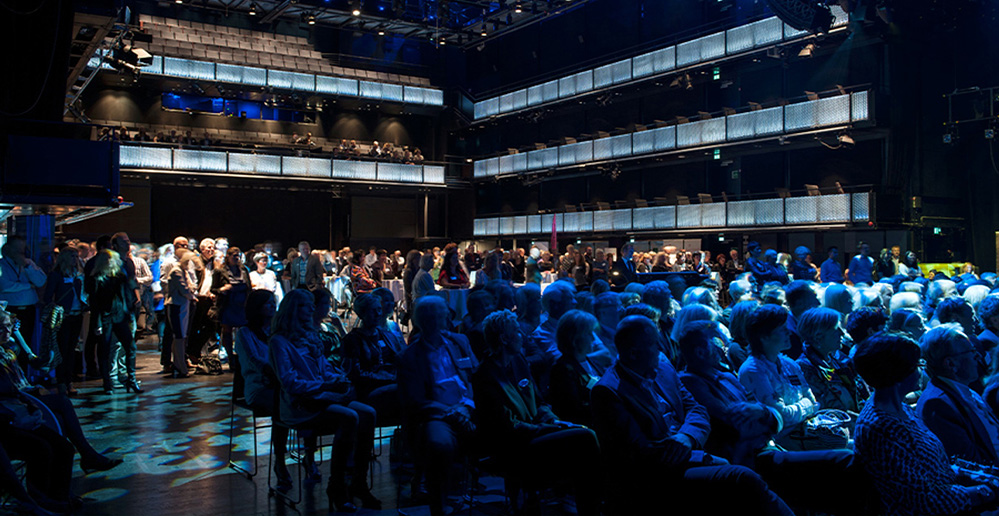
175, 0, 182, 4
351, 1, 361, 16
249, 3, 257, 15
838, 134, 855, 146
515, 2, 523, 13
307, 13, 316, 25
378, 29, 385, 35
480, 24, 487, 36
439, 37, 446, 45
798, 43, 815, 57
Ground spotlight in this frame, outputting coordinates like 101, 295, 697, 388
837, 133, 855, 146
352, 8, 361, 15
351, 1, 361, 16
480, 24, 487, 36
798, 42, 815, 57
174, 0, 182, 4
439, 37, 446, 45
249, 3, 257, 15
515, 2, 523, 13
307, 13, 316, 25
378, 29, 385, 35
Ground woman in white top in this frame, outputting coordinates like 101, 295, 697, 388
249, 253, 283, 305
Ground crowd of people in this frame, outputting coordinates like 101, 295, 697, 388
98, 125, 426, 164
7, 230, 999, 515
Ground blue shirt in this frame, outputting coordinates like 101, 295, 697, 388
820, 258, 843, 283
427, 343, 474, 409
848, 255, 874, 285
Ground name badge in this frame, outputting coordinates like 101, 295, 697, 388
456, 357, 472, 369
586, 376, 599, 390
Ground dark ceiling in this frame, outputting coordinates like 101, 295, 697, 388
164, 0, 592, 47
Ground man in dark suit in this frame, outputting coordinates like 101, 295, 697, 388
590, 316, 793, 515
918, 324, 999, 466
398, 296, 479, 516
610, 243, 638, 287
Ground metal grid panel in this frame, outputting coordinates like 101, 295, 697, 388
558, 143, 580, 166
815, 95, 851, 127
783, 23, 809, 39
593, 63, 614, 89
381, 83, 404, 102
282, 156, 330, 178
612, 209, 632, 231
527, 84, 545, 106
831, 4, 850, 27
726, 200, 755, 226
727, 17, 784, 55
163, 57, 215, 80
499, 92, 516, 113
228, 153, 281, 175
563, 212, 581, 233
267, 69, 294, 89
852, 192, 870, 221
243, 66, 268, 86
609, 59, 632, 85
818, 194, 851, 222
358, 80, 384, 99
652, 46, 676, 74
726, 112, 755, 141
485, 157, 500, 176
677, 119, 726, 147
147, 55, 163, 74
541, 80, 559, 103
784, 197, 818, 224
676, 32, 726, 67
511, 153, 528, 172
632, 206, 675, 229
482, 97, 499, 117
474, 219, 487, 237
378, 163, 422, 182
424, 89, 444, 106
573, 71, 593, 94
120, 146, 171, 169
609, 134, 633, 158
727, 106, 783, 140
632, 50, 655, 78
173, 149, 227, 172
632, 130, 654, 154
579, 211, 594, 232
473, 160, 486, 178
593, 211, 613, 231
527, 215, 542, 234
541, 213, 563, 233
702, 203, 726, 227
676, 205, 702, 228
289, 72, 316, 91
541, 147, 559, 168
499, 217, 515, 236
653, 126, 677, 151
513, 216, 528, 234
499, 154, 517, 174
527, 149, 545, 170
403, 86, 427, 104
315, 76, 357, 96
558, 75, 578, 98
784, 100, 817, 132
851, 91, 869, 121
573, 141, 593, 163
510, 89, 528, 110
485, 218, 499, 236
332, 160, 377, 180
423, 165, 445, 184
755, 199, 785, 225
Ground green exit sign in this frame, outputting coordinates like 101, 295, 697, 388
713, 148, 721, 160
933, 227, 942, 235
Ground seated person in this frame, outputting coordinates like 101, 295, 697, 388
679, 321, 866, 514
436, 244, 469, 289
459, 289, 496, 360
548, 310, 602, 426
398, 296, 479, 516
591, 315, 793, 516
371, 287, 402, 336
269, 290, 380, 512
472, 310, 601, 515
739, 304, 821, 450
846, 307, 888, 348
796, 307, 870, 414
233, 290, 291, 487
342, 293, 404, 425
527, 281, 576, 388
0, 308, 121, 513
348, 252, 379, 294
588, 291, 620, 373
918, 324, 999, 466
854, 331, 999, 515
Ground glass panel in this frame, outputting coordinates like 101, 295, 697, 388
173, 149, 227, 172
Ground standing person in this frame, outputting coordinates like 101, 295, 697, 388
876, 248, 895, 281
525, 247, 542, 285
87, 250, 140, 394
820, 246, 844, 283
791, 246, 818, 281
166, 249, 199, 378
401, 250, 421, 325
571, 252, 589, 290
437, 244, 469, 289
133, 247, 154, 338
43, 247, 85, 396
590, 249, 609, 284
411, 252, 436, 302
212, 247, 250, 374
188, 238, 217, 361
108, 234, 140, 387
249, 252, 283, 304
288, 241, 311, 290
610, 243, 638, 286
0, 236, 47, 368
848, 242, 874, 286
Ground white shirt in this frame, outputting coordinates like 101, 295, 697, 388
250, 269, 283, 304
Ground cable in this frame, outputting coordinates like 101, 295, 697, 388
0, 1, 61, 117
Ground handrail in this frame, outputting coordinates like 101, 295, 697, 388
473, 191, 874, 237
470, 8, 849, 121
119, 144, 450, 186
473, 89, 872, 180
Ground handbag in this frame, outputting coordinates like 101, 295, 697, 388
783, 408, 852, 451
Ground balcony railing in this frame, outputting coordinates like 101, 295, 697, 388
473, 90, 871, 179
473, 192, 872, 237
472, 8, 849, 120
120, 144, 447, 185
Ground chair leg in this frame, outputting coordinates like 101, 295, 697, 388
269, 426, 303, 509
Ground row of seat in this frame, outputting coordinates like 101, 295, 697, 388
137, 14, 431, 87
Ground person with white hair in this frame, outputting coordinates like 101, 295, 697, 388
925, 279, 958, 320
824, 283, 854, 321
890, 292, 922, 314
917, 324, 999, 466
729, 279, 754, 304
964, 285, 992, 314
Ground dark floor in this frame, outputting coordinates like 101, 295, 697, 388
62, 337, 526, 516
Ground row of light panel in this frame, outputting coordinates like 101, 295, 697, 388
473, 91, 870, 179
119, 145, 445, 184
90, 55, 444, 107
472, 8, 848, 120
472, 193, 870, 236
